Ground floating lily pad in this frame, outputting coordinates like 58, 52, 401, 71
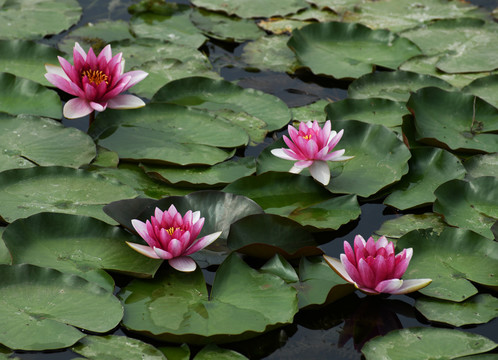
256, 18, 311, 34
118, 253, 298, 344
0, 166, 138, 224
415, 294, 498, 327
434, 177, 498, 239
0, 72, 61, 118
0, 0, 82, 40
72, 335, 166, 360
306, 0, 359, 13
291, 100, 329, 122
3, 213, 161, 291
152, 77, 291, 134
348, 71, 454, 102
141, 157, 256, 187
325, 98, 408, 128
0, 264, 123, 350
408, 87, 498, 153
397, 227, 498, 301
227, 214, 322, 259
463, 153, 498, 179
190, 0, 308, 18
194, 344, 249, 360
401, 18, 498, 73
0, 228, 10, 265
463, 74, 498, 109
225, 172, 360, 229
0, 114, 96, 172
375, 213, 446, 239
288, 22, 421, 79
362, 327, 497, 360
241, 36, 299, 73
0, 40, 62, 86
384, 147, 466, 210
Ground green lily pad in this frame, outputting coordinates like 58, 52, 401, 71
256, 18, 312, 35
0, 113, 96, 172
463, 74, 498, 109
241, 35, 300, 73
288, 22, 421, 79
0, 228, 10, 265
434, 177, 498, 239
0, 166, 138, 224
397, 227, 498, 301
130, 9, 206, 49
152, 77, 291, 134
0, 0, 82, 40
3, 213, 162, 291
160, 344, 190, 360
361, 327, 497, 360
225, 172, 360, 229
0, 72, 61, 118
306, 0, 360, 13
190, 9, 264, 42
375, 213, 446, 239
408, 87, 498, 153
384, 147, 466, 210
227, 214, 322, 259
0, 264, 123, 350
348, 71, 454, 102
401, 18, 498, 73
325, 98, 408, 128
415, 294, 498, 327
342, 0, 483, 32
0, 40, 63, 86
291, 100, 330, 122
195, 344, 248, 360
118, 253, 298, 344
72, 335, 166, 360
190, 0, 308, 18
141, 157, 256, 187
463, 153, 498, 179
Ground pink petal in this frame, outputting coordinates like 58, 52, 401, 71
58, 56, 80, 84
324, 255, 355, 284
389, 278, 432, 294
73, 42, 87, 61
309, 160, 330, 185
375, 279, 403, 294
289, 165, 304, 174
153, 247, 173, 259
372, 255, 388, 285
121, 70, 148, 91
169, 256, 197, 272
107, 94, 145, 109
271, 148, 297, 161
343, 241, 356, 266
45, 73, 80, 97
365, 237, 377, 256
294, 160, 314, 169
98, 44, 113, 62
339, 254, 361, 284
63, 98, 93, 119
328, 129, 344, 149
393, 248, 413, 278
90, 101, 106, 112
354, 235, 366, 264
126, 242, 161, 259
167, 239, 184, 257
184, 231, 222, 255
358, 258, 376, 289
131, 219, 157, 248
376, 236, 389, 251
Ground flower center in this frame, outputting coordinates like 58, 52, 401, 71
302, 134, 312, 140
166, 227, 181, 236
81, 69, 109, 86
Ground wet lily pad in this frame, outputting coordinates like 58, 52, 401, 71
408, 87, 498, 153
194, 344, 249, 360
3, 213, 161, 291
0, 264, 123, 350
348, 70, 454, 102
288, 22, 421, 79
325, 98, 408, 128
375, 213, 446, 239
72, 335, 166, 360
362, 327, 497, 360
434, 177, 498, 239
397, 227, 498, 301
384, 147, 466, 210
463, 74, 498, 109
463, 153, 498, 179
0, 166, 138, 224
0, 0, 82, 40
0, 114, 96, 172
141, 157, 256, 187
190, 0, 308, 18
118, 253, 298, 344
415, 294, 498, 327
0, 228, 10, 265
241, 36, 299, 73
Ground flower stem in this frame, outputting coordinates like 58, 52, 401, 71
88, 111, 95, 128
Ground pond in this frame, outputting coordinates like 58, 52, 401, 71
0, 0, 497, 359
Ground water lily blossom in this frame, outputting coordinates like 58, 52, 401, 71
45, 42, 148, 120
127, 205, 222, 272
324, 235, 431, 295
271, 120, 353, 185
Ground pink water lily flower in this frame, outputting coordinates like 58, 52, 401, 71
271, 120, 353, 186
45, 42, 148, 120
324, 235, 432, 295
127, 205, 222, 272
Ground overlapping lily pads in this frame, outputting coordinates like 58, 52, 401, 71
0, 264, 123, 350
190, 0, 308, 18
408, 87, 498, 153
288, 22, 421, 79
463, 74, 498, 109
0, 113, 95, 172
0, 166, 138, 224
397, 227, 498, 301
463, 153, 498, 179
434, 177, 498, 239
375, 213, 446, 240
118, 254, 298, 344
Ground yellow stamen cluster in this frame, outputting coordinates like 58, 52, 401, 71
166, 227, 181, 235
81, 69, 109, 86
302, 134, 312, 140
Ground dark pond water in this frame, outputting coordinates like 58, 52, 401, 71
12, 0, 498, 359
